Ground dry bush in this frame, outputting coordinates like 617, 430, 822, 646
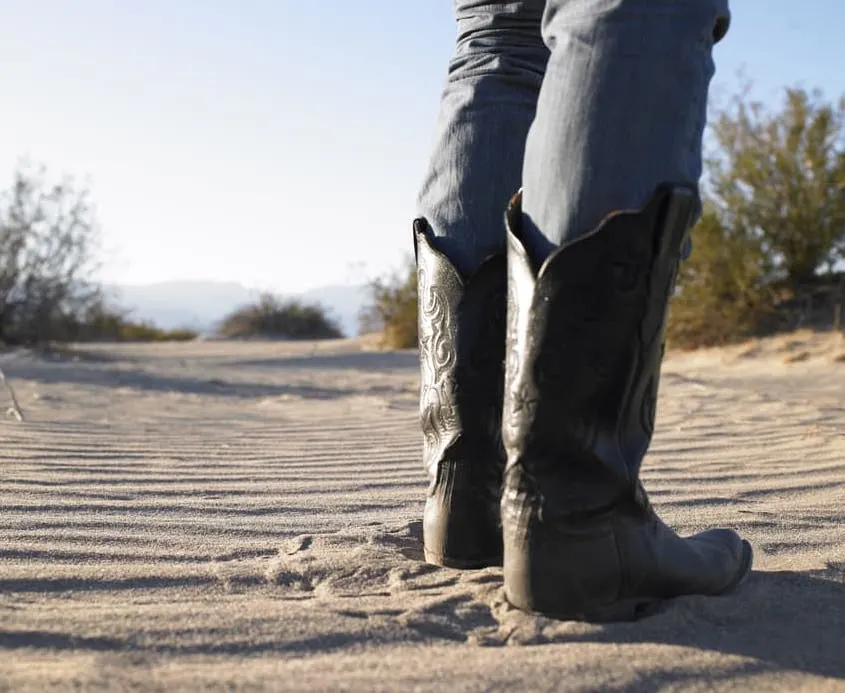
0, 165, 102, 345
358, 259, 417, 349
669, 84, 845, 349
0, 165, 199, 345
707, 86, 845, 286
667, 208, 775, 349
217, 293, 342, 340
68, 303, 198, 342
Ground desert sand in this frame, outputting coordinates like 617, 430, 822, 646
1, 332, 844, 692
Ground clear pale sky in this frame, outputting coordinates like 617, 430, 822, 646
1, 1, 842, 293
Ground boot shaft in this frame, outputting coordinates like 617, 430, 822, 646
502, 185, 698, 512
414, 220, 508, 475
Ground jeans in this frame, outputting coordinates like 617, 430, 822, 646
417, 0, 730, 273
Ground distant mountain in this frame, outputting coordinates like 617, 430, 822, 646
105, 280, 370, 337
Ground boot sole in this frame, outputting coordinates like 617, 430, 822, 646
511, 595, 664, 623
423, 549, 503, 570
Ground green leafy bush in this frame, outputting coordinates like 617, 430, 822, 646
668, 84, 845, 348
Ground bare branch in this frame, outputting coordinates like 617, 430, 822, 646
0, 367, 24, 422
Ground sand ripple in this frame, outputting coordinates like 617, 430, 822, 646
1, 338, 843, 691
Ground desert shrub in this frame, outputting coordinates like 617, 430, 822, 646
217, 293, 342, 340
150, 327, 199, 342
358, 259, 417, 349
707, 86, 845, 286
0, 165, 103, 345
668, 84, 845, 348
134, 325, 196, 342
667, 208, 775, 349
64, 302, 199, 342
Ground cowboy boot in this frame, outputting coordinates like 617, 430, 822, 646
501, 184, 753, 620
414, 220, 507, 569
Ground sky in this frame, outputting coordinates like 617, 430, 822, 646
1, 1, 843, 294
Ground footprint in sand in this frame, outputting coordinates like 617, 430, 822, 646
264, 523, 447, 596
258, 521, 512, 645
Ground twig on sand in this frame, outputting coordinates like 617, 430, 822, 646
0, 367, 24, 422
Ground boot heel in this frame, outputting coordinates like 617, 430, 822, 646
423, 548, 501, 570
503, 517, 644, 621
423, 468, 502, 569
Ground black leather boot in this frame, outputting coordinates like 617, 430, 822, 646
414, 220, 507, 569
501, 185, 753, 620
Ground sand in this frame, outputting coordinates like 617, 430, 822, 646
1, 332, 844, 692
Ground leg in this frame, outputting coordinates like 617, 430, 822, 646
501, 0, 752, 619
417, 0, 548, 275
521, 0, 728, 257
415, 1, 546, 568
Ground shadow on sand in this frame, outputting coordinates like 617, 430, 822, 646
374, 521, 845, 684
1, 567, 842, 684
5, 352, 411, 401
568, 566, 845, 684
223, 350, 418, 373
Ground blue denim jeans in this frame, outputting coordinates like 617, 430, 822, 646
417, 0, 730, 272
